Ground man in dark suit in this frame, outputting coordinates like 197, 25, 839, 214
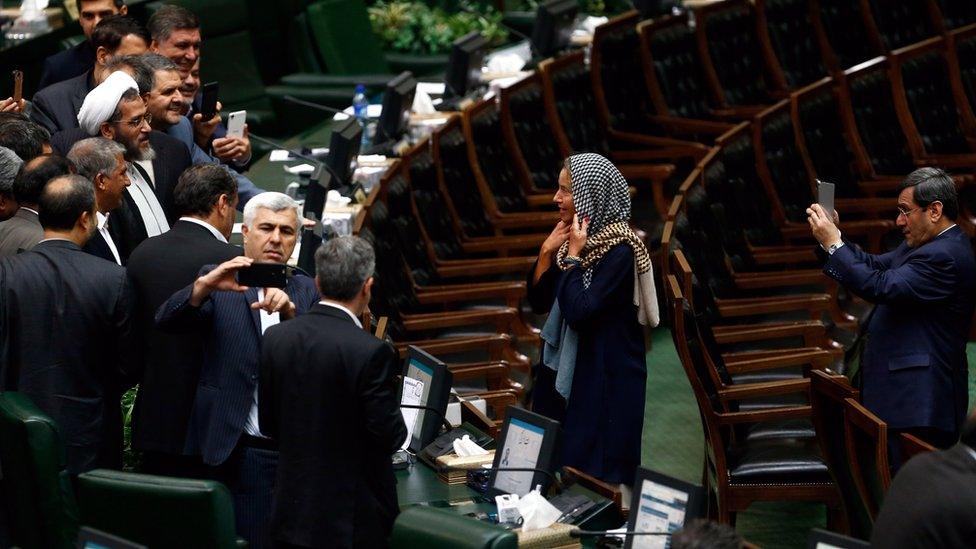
128, 164, 242, 477
156, 192, 318, 548
37, 0, 128, 90
0, 174, 136, 475
30, 14, 149, 134
260, 236, 407, 549
808, 167, 976, 449
0, 146, 23, 222
0, 154, 72, 256
871, 410, 976, 548
52, 74, 192, 261
67, 137, 129, 264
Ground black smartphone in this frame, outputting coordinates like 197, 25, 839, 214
199, 81, 219, 121
236, 263, 288, 288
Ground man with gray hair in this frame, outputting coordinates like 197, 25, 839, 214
0, 146, 24, 221
68, 137, 130, 264
259, 236, 407, 548
156, 191, 318, 547
807, 167, 976, 454
0, 154, 73, 256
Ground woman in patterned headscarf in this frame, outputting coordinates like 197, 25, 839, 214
528, 152, 659, 488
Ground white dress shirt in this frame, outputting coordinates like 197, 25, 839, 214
127, 161, 170, 237
178, 216, 227, 243
244, 288, 280, 438
95, 211, 122, 265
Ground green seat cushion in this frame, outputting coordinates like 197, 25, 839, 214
390, 506, 518, 549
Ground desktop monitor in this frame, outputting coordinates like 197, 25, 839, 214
530, 0, 579, 58
324, 115, 363, 192
401, 346, 453, 453
807, 528, 870, 549
487, 406, 560, 498
624, 468, 705, 549
631, 0, 679, 20
77, 527, 147, 549
374, 71, 417, 146
444, 31, 490, 98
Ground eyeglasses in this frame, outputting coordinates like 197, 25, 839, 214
113, 113, 152, 128
896, 206, 920, 218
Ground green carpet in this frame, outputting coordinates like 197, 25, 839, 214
641, 327, 976, 548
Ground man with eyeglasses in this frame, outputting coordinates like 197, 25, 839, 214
52, 70, 191, 262
807, 167, 976, 456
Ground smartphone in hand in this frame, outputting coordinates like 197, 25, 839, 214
200, 81, 219, 121
236, 263, 288, 288
12, 70, 23, 103
817, 179, 836, 219
226, 110, 247, 139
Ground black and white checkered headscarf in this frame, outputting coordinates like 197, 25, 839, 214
555, 153, 659, 326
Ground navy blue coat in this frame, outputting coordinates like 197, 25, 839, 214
824, 225, 976, 432
528, 244, 647, 484
155, 267, 319, 465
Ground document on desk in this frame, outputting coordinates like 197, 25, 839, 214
400, 377, 425, 451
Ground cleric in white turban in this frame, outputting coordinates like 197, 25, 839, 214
77, 71, 141, 136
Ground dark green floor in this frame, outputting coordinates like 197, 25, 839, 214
641, 327, 976, 548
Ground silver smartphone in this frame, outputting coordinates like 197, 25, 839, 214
817, 179, 836, 217
226, 110, 246, 139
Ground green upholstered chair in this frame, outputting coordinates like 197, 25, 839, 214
0, 392, 80, 549
77, 469, 245, 549
390, 506, 518, 549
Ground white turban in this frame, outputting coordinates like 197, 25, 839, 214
77, 71, 140, 136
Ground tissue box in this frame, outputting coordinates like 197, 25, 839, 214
516, 523, 580, 549
434, 451, 495, 485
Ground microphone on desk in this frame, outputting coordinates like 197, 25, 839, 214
569, 529, 672, 539
281, 95, 351, 118
399, 403, 454, 433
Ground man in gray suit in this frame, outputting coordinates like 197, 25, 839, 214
0, 146, 23, 221
0, 154, 73, 256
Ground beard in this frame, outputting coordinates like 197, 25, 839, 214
121, 137, 156, 163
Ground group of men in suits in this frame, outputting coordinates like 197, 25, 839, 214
0, 3, 410, 548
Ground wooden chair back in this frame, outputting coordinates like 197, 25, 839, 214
842, 397, 890, 521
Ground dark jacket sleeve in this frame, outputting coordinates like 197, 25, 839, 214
154, 265, 216, 332
825, 243, 957, 305
556, 244, 635, 328
359, 342, 407, 454
27, 94, 59, 134
527, 258, 561, 315
114, 273, 140, 388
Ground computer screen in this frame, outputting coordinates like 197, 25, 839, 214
530, 0, 578, 58
488, 406, 560, 497
325, 116, 363, 190
444, 31, 490, 98
76, 527, 147, 549
625, 468, 704, 549
375, 71, 417, 146
401, 346, 452, 453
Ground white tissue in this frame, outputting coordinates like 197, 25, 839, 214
325, 190, 351, 208
451, 434, 489, 457
412, 89, 437, 115
580, 16, 609, 35
517, 487, 562, 532
486, 53, 527, 74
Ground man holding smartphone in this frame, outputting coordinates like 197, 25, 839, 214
155, 192, 318, 548
807, 167, 976, 456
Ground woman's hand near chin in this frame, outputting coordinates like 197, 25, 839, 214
568, 214, 589, 257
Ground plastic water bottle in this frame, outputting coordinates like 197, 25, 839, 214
352, 84, 370, 148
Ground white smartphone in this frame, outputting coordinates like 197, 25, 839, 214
226, 110, 247, 139
817, 179, 836, 218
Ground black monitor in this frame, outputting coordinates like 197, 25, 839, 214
530, 0, 578, 58
487, 406, 560, 497
444, 31, 490, 98
324, 115, 363, 192
807, 528, 870, 549
624, 468, 705, 549
374, 71, 417, 146
77, 527, 147, 549
400, 346, 453, 453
